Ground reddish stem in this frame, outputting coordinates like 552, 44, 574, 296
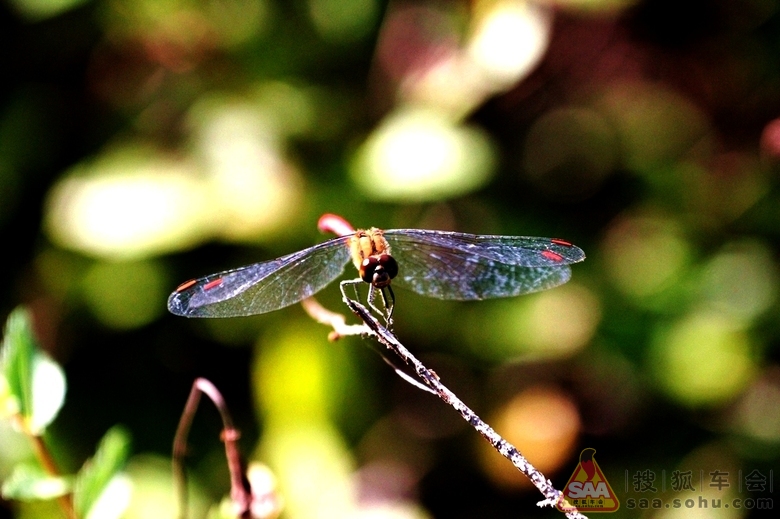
317, 213, 355, 237
22, 423, 75, 519
173, 378, 252, 519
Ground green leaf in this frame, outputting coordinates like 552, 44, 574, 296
1, 307, 36, 420
73, 425, 132, 519
0, 307, 66, 434
0, 373, 20, 418
1, 463, 71, 501
29, 354, 66, 434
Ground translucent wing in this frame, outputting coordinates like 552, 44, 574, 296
383, 229, 585, 300
168, 236, 353, 317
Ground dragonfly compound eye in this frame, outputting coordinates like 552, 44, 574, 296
360, 255, 398, 288
360, 257, 380, 284
378, 254, 398, 280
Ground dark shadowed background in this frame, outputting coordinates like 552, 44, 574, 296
1, 0, 779, 517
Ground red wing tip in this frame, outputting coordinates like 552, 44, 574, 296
203, 278, 224, 291
175, 279, 197, 292
550, 238, 573, 247
541, 250, 564, 262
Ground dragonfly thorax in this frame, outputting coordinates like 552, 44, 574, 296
350, 228, 388, 265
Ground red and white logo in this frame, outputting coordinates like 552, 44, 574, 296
557, 448, 620, 513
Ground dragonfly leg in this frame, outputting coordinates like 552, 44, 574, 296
366, 285, 383, 318
339, 278, 363, 303
366, 285, 395, 328
380, 286, 395, 328
340, 278, 393, 327
340, 278, 380, 316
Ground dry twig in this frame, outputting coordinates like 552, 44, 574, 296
301, 295, 587, 519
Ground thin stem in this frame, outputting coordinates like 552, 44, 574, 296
173, 378, 252, 519
24, 429, 75, 519
313, 296, 588, 519
300, 297, 368, 340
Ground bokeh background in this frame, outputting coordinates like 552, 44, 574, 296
2, 0, 780, 517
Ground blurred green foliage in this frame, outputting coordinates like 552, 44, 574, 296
0, 308, 130, 519
2, 0, 780, 517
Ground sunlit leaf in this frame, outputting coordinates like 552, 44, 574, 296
73, 425, 132, 519
1, 463, 71, 501
83, 474, 132, 519
0, 372, 20, 418
29, 354, 66, 434
0, 307, 67, 434
1, 308, 37, 423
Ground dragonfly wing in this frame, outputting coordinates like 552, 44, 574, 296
384, 229, 584, 300
385, 229, 585, 266
168, 237, 353, 317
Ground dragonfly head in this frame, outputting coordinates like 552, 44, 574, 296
360, 254, 399, 288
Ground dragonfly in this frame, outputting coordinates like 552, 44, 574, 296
168, 213, 586, 320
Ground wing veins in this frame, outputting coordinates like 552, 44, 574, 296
170, 236, 352, 317
385, 230, 574, 300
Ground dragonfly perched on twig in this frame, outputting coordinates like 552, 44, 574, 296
167, 214, 586, 322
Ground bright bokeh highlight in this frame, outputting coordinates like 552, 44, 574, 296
376, 1, 552, 117
80, 260, 168, 330
259, 422, 355, 519
467, 0, 553, 87
601, 214, 691, 299
44, 146, 216, 260
479, 386, 580, 488
698, 240, 778, 324
254, 322, 373, 519
649, 312, 756, 407
254, 324, 339, 422
467, 283, 601, 360
188, 95, 305, 242
44, 92, 307, 259
351, 107, 496, 201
